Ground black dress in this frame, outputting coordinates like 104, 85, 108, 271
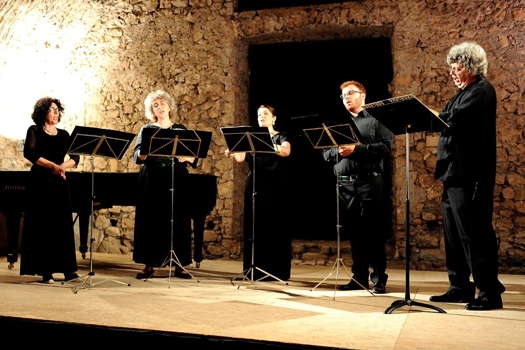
132, 123, 193, 268
20, 125, 79, 276
242, 133, 291, 280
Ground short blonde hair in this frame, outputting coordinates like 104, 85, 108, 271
144, 89, 176, 121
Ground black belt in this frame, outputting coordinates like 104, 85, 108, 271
339, 172, 380, 183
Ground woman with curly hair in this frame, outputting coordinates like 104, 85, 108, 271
133, 89, 195, 280
21, 97, 80, 283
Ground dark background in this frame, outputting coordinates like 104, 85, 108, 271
236, 0, 360, 12
248, 38, 393, 239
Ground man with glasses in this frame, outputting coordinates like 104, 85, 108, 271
323, 80, 393, 293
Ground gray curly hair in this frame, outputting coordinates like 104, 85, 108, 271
446, 42, 488, 77
144, 89, 176, 121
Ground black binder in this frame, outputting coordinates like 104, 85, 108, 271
140, 127, 212, 158
67, 126, 135, 160
363, 94, 448, 134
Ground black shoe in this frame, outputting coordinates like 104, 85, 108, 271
465, 295, 503, 311
136, 269, 154, 279
430, 285, 475, 303
371, 273, 388, 294
64, 272, 79, 281
42, 273, 54, 284
339, 277, 369, 291
174, 268, 192, 279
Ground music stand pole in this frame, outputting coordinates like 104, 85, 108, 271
64, 126, 135, 293
311, 153, 374, 299
384, 129, 445, 313
87, 155, 95, 278
161, 156, 198, 287
67, 156, 131, 293
138, 127, 212, 285
250, 153, 256, 282
232, 153, 288, 287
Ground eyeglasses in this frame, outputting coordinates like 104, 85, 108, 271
48, 107, 59, 112
340, 90, 362, 99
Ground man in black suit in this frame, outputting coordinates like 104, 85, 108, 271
430, 42, 505, 310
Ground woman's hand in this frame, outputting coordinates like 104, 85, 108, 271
225, 149, 246, 162
51, 163, 66, 179
177, 156, 196, 163
276, 141, 291, 157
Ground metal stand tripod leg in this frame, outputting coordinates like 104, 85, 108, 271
66, 156, 131, 293
384, 131, 445, 314
232, 154, 288, 288
311, 163, 375, 299
141, 158, 198, 287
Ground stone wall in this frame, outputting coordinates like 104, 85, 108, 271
1, 0, 524, 273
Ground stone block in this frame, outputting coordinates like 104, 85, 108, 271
94, 214, 111, 229
97, 237, 121, 254
204, 229, 218, 242
207, 243, 227, 257
105, 226, 120, 237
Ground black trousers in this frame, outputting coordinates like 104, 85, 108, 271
442, 180, 504, 296
339, 175, 387, 281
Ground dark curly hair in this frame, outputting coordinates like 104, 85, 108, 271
31, 97, 64, 126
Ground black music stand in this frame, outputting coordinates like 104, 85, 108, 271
66, 126, 135, 293
363, 94, 448, 314
220, 126, 287, 286
302, 121, 374, 299
140, 127, 212, 287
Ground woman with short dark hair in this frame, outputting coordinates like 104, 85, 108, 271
226, 105, 292, 281
21, 97, 79, 283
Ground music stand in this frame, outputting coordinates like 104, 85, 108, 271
140, 127, 212, 287
363, 94, 448, 314
220, 126, 288, 286
302, 121, 374, 299
66, 126, 135, 293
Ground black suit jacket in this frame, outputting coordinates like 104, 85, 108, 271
435, 77, 497, 184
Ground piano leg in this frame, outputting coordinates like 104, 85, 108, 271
6, 211, 23, 269
78, 211, 90, 259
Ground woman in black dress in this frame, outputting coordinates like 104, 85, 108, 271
133, 90, 195, 279
226, 105, 292, 280
21, 97, 80, 284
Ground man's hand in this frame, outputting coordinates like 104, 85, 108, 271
338, 144, 356, 157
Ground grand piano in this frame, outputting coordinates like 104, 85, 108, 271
0, 171, 217, 265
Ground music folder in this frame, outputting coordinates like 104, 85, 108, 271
220, 126, 276, 153
67, 126, 135, 160
363, 94, 448, 135
140, 127, 212, 158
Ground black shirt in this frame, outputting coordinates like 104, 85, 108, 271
323, 109, 393, 176
435, 77, 497, 183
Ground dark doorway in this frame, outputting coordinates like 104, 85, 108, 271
248, 37, 393, 240
235, 0, 359, 12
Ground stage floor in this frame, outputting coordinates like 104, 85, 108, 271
1, 253, 524, 350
